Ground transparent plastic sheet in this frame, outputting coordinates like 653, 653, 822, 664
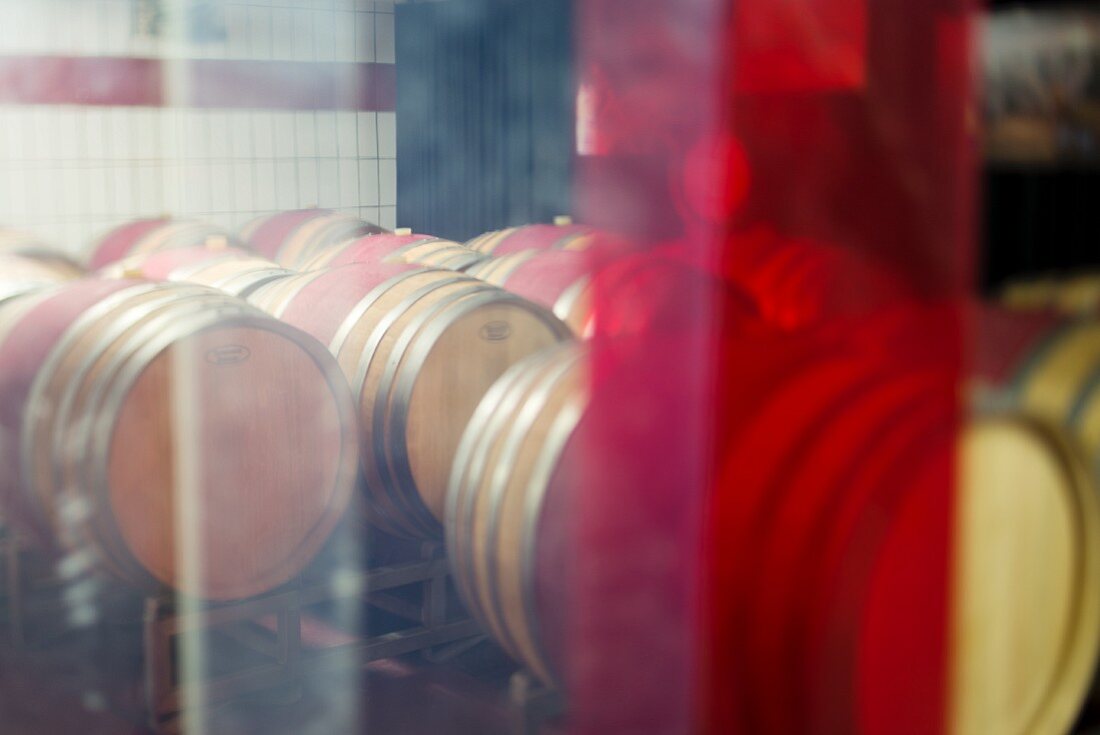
574, 0, 977, 733
0, 1, 991, 733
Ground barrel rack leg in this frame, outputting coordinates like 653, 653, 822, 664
509, 669, 564, 735
295, 540, 484, 672
0, 526, 25, 647
418, 540, 487, 663
2, 528, 54, 646
143, 588, 303, 734
143, 542, 485, 731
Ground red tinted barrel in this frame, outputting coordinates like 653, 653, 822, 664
469, 248, 746, 338
239, 209, 338, 259
467, 250, 592, 334
88, 219, 240, 270
707, 341, 1097, 735
239, 210, 386, 269
301, 233, 486, 272
465, 222, 603, 255
100, 244, 293, 298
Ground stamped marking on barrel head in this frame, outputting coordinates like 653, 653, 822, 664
480, 321, 512, 342
205, 344, 251, 365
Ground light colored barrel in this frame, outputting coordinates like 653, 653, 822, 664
0, 280, 358, 600
240, 211, 386, 269
0, 253, 80, 306
249, 263, 573, 539
172, 256, 295, 298
300, 233, 486, 272
466, 249, 592, 335
88, 219, 240, 270
239, 209, 338, 259
952, 416, 1100, 735
0, 229, 83, 277
100, 244, 293, 298
1001, 319, 1100, 470
467, 249, 723, 338
464, 222, 600, 255
447, 343, 586, 684
1002, 273, 1100, 316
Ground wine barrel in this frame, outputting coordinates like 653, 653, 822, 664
1001, 272, 1100, 316
0, 229, 83, 277
446, 342, 586, 685
464, 221, 600, 256
171, 256, 295, 298
708, 343, 1098, 735
951, 417, 1099, 735
249, 263, 572, 538
467, 248, 743, 338
975, 307, 1100, 465
239, 208, 336, 259
0, 279, 358, 600
466, 250, 592, 335
720, 234, 910, 331
238, 210, 386, 269
300, 233, 486, 272
88, 218, 239, 270
0, 253, 79, 305
100, 245, 293, 298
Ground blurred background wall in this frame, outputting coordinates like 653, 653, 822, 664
0, 0, 398, 252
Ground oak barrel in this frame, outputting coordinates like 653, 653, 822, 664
707, 342, 1098, 735
0, 253, 80, 305
975, 308, 1100, 470
101, 244, 293, 298
300, 233, 486, 272
951, 416, 1099, 735
0, 279, 358, 600
1001, 273, 1100, 316
467, 248, 738, 338
466, 250, 592, 335
238, 210, 386, 269
447, 342, 587, 685
0, 229, 83, 277
464, 222, 601, 256
249, 263, 572, 538
88, 218, 240, 270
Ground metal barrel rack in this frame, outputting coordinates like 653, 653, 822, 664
0, 527, 486, 733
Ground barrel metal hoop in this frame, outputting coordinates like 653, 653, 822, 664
383, 291, 571, 540
445, 348, 558, 602
477, 350, 580, 661
215, 268, 297, 299
22, 284, 165, 531
81, 304, 258, 589
273, 211, 342, 265
268, 270, 329, 319
364, 284, 496, 536
60, 295, 253, 589
520, 396, 586, 686
553, 275, 592, 326
327, 269, 432, 357
555, 231, 589, 251
348, 276, 475, 536
1007, 320, 1084, 402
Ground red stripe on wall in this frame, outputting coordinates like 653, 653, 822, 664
0, 55, 396, 111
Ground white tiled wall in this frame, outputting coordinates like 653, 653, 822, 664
0, 0, 398, 257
